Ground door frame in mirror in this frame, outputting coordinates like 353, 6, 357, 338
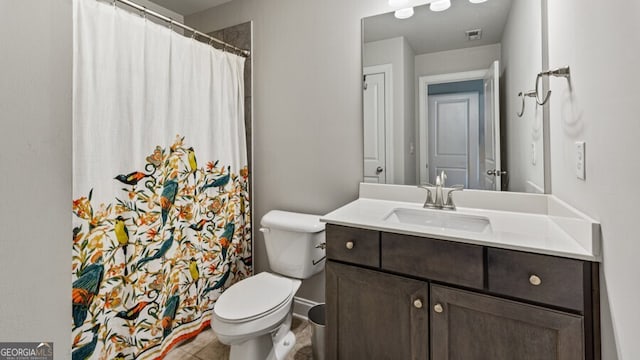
418, 69, 487, 186
364, 64, 394, 184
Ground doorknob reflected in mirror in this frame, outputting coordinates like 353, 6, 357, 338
376, 166, 384, 174
487, 169, 508, 176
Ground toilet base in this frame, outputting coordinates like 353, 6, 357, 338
229, 333, 272, 360
228, 313, 296, 360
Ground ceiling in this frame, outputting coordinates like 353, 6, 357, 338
149, 0, 233, 15
364, 0, 514, 55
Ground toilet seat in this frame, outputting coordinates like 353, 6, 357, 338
214, 272, 294, 323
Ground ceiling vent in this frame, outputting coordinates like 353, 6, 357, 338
465, 29, 482, 41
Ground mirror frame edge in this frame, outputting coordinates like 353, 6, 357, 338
541, 0, 552, 194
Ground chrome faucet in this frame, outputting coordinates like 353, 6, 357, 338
418, 171, 464, 210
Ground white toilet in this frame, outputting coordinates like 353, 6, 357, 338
212, 210, 326, 360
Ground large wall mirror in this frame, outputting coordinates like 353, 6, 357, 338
362, 0, 549, 193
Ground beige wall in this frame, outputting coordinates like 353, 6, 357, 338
0, 1, 72, 358
402, 37, 416, 185
547, 0, 640, 358
0, 1, 181, 358
135, 0, 183, 22
187, 0, 392, 302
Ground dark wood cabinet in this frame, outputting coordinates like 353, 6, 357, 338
326, 224, 380, 268
382, 232, 484, 289
430, 284, 584, 360
326, 261, 429, 360
325, 224, 600, 360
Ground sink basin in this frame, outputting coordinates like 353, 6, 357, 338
384, 208, 492, 233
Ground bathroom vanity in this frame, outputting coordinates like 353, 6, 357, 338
322, 184, 601, 360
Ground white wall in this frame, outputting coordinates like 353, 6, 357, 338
547, 0, 640, 358
187, 0, 392, 303
500, 0, 544, 192
364, 37, 416, 184
414, 43, 501, 78
0, 1, 72, 358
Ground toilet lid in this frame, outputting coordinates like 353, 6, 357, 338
214, 272, 294, 322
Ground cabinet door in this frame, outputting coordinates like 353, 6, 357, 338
326, 261, 429, 359
431, 284, 584, 360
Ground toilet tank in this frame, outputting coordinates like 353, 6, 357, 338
260, 210, 326, 279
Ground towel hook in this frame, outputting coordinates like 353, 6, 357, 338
517, 90, 537, 117
535, 66, 571, 105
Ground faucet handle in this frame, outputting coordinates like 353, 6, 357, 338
417, 185, 435, 208
443, 185, 464, 210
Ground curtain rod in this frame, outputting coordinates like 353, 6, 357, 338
112, 0, 251, 57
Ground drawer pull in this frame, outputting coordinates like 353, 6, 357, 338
413, 299, 423, 309
345, 241, 355, 250
433, 303, 444, 313
529, 274, 542, 286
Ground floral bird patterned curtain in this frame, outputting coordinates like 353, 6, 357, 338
72, 1, 251, 359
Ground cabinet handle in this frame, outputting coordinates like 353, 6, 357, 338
433, 303, 444, 313
413, 299, 423, 309
345, 241, 354, 250
529, 274, 542, 286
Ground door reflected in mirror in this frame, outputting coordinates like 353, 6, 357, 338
362, 0, 547, 193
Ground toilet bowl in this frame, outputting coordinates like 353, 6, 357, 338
211, 210, 326, 360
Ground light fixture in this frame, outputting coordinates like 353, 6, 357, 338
394, 7, 415, 19
469, 0, 488, 3
430, 0, 451, 12
388, 0, 409, 7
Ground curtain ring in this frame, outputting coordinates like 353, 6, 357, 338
191, 30, 197, 40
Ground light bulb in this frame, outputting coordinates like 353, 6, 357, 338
430, 0, 451, 11
469, 0, 488, 3
394, 7, 415, 19
389, 0, 410, 7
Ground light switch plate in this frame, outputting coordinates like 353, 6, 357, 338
531, 143, 536, 165
576, 141, 586, 180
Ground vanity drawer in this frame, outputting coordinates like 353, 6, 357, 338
381, 233, 484, 289
487, 248, 585, 311
326, 225, 380, 268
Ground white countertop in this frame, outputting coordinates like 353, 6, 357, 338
321, 184, 601, 262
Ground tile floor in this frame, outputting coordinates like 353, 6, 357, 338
165, 316, 313, 360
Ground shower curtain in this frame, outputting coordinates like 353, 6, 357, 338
71, 1, 251, 359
